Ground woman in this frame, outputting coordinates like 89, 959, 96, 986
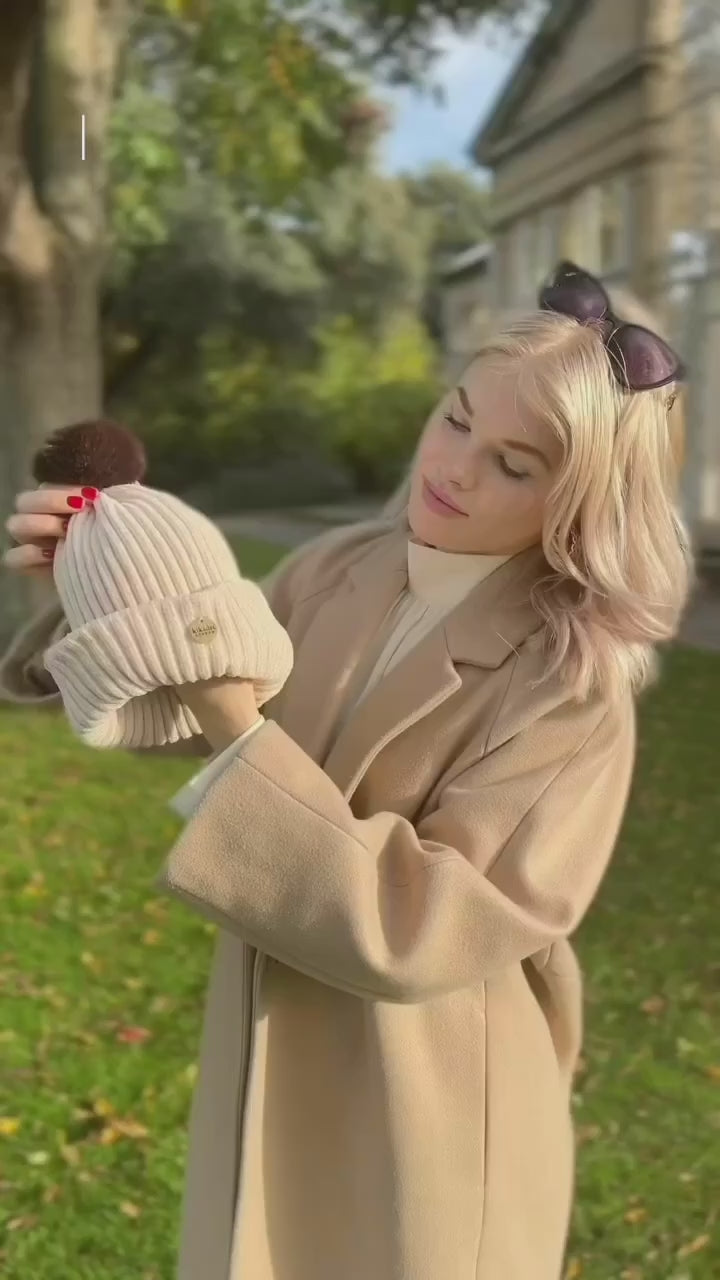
1, 264, 692, 1280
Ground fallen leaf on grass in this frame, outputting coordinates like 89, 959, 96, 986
620, 1269, 643, 1279
676, 1038, 696, 1056
150, 995, 174, 1014
624, 1206, 648, 1225
123, 976, 145, 991
100, 1115, 150, 1145
116, 1025, 152, 1045
676, 1234, 711, 1259
142, 930, 161, 946
704, 1065, 720, 1083
42, 1184, 62, 1205
7, 1216, 39, 1232
142, 900, 167, 919
640, 995, 666, 1016
80, 951, 103, 974
0, 1117, 21, 1137
42, 832, 66, 849
119, 1200, 142, 1218
577, 1124, 602, 1144
564, 1259, 583, 1279
21, 873, 47, 899
111, 1118, 149, 1141
26, 1151, 50, 1166
60, 1144, 81, 1166
71, 1029, 99, 1047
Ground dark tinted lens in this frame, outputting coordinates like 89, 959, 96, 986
539, 267, 609, 323
608, 324, 682, 390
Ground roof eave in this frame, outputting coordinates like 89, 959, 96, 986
469, 0, 591, 164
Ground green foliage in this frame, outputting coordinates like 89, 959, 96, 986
308, 313, 440, 491
126, 0, 358, 206
113, 313, 438, 499
299, 169, 433, 328
99, 0, 517, 501
402, 164, 492, 258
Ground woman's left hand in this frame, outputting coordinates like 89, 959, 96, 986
177, 677, 261, 752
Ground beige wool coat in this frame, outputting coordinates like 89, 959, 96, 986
1, 518, 637, 1280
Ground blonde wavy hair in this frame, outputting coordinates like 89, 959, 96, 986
383, 291, 694, 704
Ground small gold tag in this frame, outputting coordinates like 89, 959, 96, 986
188, 616, 218, 644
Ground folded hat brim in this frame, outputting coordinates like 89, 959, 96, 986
44, 580, 294, 748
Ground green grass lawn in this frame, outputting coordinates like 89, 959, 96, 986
1, 538, 718, 1279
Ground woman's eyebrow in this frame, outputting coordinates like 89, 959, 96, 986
457, 385, 473, 416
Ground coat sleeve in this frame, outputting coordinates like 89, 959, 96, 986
157, 699, 636, 1003
0, 599, 69, 706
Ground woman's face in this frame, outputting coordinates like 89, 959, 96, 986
408, 359, 563, 555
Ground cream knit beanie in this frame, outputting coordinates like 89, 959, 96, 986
34, 423, 293, 749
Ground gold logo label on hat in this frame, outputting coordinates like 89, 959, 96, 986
188, 616, 218, 644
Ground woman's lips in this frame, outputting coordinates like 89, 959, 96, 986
421, 479, 468, 518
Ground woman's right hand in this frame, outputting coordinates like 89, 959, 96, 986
3, 487, 91, 573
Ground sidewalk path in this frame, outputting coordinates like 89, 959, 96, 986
216, 510, 720, 655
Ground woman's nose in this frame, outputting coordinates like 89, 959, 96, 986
445, 466, 476, 491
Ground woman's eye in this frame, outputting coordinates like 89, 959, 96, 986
444, 413, 470, 433
497, 454, 528, 480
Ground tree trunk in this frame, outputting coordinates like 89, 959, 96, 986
0, 0, 128, 646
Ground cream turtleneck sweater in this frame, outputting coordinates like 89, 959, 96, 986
170, 540, 509, 819
335, 539, 509, 729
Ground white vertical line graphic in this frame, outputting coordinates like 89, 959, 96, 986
81, 114, 86, 160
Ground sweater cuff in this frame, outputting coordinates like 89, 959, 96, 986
169, 716, 265, 820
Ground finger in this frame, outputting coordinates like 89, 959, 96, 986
2, 542, 56, 573
15, 487, 85, 515
6, 512, 70, 544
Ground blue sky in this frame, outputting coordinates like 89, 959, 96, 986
378, 24, 527, 178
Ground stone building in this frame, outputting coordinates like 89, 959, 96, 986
450, 0, 720, 548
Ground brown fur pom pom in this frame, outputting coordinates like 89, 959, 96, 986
32, 420, 147, 489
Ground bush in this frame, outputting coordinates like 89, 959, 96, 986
181, 455, 354, 514
112, 313, 440, 503
308, 313, 440, 492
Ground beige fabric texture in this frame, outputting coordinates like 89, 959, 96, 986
152, 519, 637, 1280
41, 483, 293, 749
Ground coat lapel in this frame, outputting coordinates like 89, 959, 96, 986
323, 544, 549, 799
273, 523, 409, 765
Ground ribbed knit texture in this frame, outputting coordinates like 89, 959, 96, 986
44, 483, 293, 748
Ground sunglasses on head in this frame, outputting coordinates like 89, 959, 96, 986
538, 261, 686, 396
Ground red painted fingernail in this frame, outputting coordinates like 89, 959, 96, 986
67, 496, 84, 509
42, 548, 55, 559
81, 486, 98, 500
